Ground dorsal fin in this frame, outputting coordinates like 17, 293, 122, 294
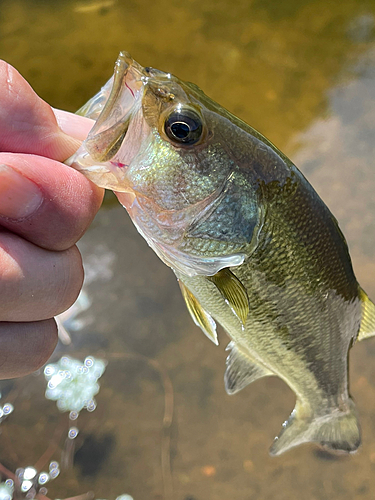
207, 269, 249, 326
358, 288, 375, 341
178, 280, 218, 345
225, 341, 272, 394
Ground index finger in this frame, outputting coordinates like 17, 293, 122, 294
53, 109, 94, 142
0, 61, 91, 161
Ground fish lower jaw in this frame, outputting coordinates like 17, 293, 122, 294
115, 191, 136, 210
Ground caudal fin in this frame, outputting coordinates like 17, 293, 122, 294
269, 399, 361, 456
358, 287, 375, 341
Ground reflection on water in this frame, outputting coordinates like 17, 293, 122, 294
1, 0, 375, 499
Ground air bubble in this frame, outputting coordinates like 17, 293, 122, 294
23, 467, 37, 480
44, 365, 55, 376
48, 374, 63, 389
0, 483, 13, 500
86, 400, 96, 412
20, 481, 33, 492
84, 357, 94, 367
38, 473, 50, 485
69, 410, 79, 420
3, 404, 13, 415
15, 469, 24, 481
44, 355, 106, 413
49, 469, 60, 479
49, 461, 59, 471
68, 427, 79, 439
57, 400, 69, 411
39, 487, 48, 496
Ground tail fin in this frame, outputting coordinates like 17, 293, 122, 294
269, 399, 361, 456
358, 287, 375, 341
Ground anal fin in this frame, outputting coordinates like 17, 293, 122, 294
179, 280, 218, 345
225, 341, 272, 394
269, 398, 361, 456
358, 287, 375, 341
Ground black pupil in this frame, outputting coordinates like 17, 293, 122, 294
165, 109, 203, 145
171, 122, 190, 139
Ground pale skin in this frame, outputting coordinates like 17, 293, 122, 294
0, 61, 104, 378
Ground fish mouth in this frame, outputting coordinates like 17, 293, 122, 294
81, 51, 148, 162
67, 51, 163, 192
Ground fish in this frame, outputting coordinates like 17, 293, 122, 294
67, 51, 375, 455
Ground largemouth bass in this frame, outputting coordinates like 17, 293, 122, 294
68, 52, 375, 455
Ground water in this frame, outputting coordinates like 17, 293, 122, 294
1, 0, 375, 499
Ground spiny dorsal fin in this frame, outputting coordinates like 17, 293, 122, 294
207, 268, 249, 326
179, 280, 218, 345
358, 288, 375, 341
225, 341, 272, 394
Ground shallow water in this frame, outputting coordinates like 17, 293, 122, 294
1, 0, 375, 499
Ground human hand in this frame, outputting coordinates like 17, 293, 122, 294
0, 62, 104, 379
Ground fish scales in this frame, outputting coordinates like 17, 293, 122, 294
68, 51, 375, 456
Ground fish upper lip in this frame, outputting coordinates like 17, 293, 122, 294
84, 53, 147, 162
80, 52, 176, 164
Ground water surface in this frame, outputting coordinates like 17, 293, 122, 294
1, 1, 375, 499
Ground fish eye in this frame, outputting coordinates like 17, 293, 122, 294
164, 108, 203, 145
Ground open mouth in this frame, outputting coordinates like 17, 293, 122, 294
79, 52, 146, 162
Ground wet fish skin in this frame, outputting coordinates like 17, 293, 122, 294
177, 165, 362, 455
68, 52, 375, 455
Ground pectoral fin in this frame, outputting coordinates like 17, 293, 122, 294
207, 269, 249, 326
358, 288, 375, 341
179, 281, 218, 345
225, 341, 272, 394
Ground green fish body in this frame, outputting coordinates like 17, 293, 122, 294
69, 52, 375, 455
